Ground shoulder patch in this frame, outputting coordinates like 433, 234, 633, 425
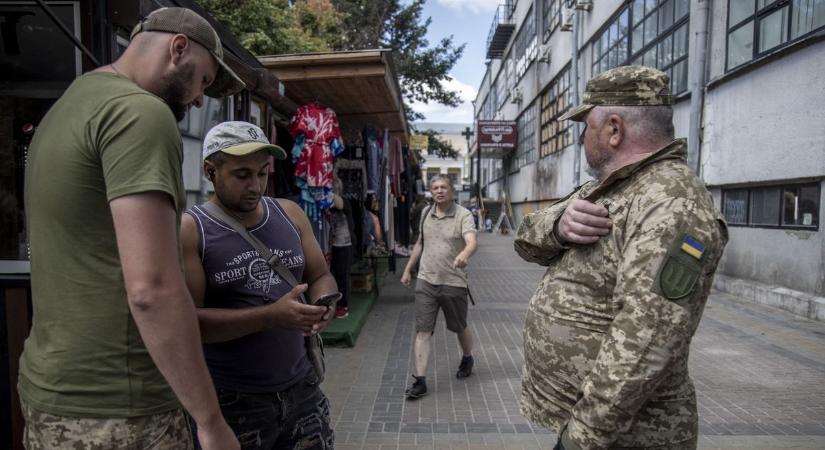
654, 234, 704, 300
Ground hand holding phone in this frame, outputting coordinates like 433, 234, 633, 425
314, 292, 342, 308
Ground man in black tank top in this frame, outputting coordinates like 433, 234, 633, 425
181, 121, 338, 449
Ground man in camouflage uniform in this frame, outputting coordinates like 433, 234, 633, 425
515, 65, 728, 450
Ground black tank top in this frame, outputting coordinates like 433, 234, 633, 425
186, 197, 310, 392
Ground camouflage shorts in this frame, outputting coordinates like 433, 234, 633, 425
21, 399, 193, 450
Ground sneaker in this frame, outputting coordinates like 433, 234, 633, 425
405, 375, 427, 400
335, 306, 349, 318
456, 355, 474, 379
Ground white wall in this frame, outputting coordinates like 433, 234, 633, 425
474, 0, 825, 297
716, 192, 825, 296
701, 44, 825, 186
701, 41, 825, 296
182, 136, 204, 194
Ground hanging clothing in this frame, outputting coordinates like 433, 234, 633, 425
363, 127, 381, 193
334, 159, 368, 202
388, 137, 404, 197
288, 103, 344, 222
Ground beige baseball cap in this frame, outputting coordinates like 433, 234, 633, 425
131, 7, 245, 98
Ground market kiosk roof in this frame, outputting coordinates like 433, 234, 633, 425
258, 49, 408, 143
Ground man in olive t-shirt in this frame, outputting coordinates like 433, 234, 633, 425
21, 7, 243, 450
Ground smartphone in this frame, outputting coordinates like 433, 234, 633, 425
314, 292, 342, 307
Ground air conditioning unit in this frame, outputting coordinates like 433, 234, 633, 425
561, 9, 574, 31
575, 0, 593, 11
510, 87, 523, 104
538, 44, 552, 64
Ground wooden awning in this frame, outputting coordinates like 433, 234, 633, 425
258, 50, 408, 143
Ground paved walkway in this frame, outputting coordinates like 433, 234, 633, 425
323, 233, 825, 450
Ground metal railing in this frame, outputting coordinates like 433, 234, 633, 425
486, 3, 516, 59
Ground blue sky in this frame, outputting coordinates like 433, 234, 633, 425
410, 0, 499, 125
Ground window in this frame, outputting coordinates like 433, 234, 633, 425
478, 92, 493, 120
495, 73, 508, 110
750, 187, 781, 225
723, 189, 749, 225
544, 0, 562, 40
505, 57, 516, 98
540, 66, 573, 158
426, 168, 441, 185
514, 6, 538, 80
727, 0, 825, 70
592, 0, 690, 95
447, 168, 461, 188
489, 159, 504, 181
593, 9, 630, 75
513, 103, 537, 170
722, 182, 820, 229
783, 184, 820, 227
489, 83, 498, 116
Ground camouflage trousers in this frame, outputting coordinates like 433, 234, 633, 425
21, 399, 193, 450
553, 435, 698, 450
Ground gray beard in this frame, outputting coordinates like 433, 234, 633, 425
585, 164, 601, 181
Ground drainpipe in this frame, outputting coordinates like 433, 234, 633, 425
571, 8, 582, 186
688, 0, 711, 176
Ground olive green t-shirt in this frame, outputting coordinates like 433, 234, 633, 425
20, 72, 185, 417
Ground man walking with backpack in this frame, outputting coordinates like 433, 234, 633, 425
400, 175, 478, 400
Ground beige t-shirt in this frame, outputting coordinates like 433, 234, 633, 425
417, 203, 476, 288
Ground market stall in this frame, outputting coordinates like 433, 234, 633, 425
260, 50, 420, 345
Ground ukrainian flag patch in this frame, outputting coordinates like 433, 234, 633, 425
680, 235, 705, 260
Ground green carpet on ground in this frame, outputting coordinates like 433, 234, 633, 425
321, 272, 386, 347
321, 256, 393, 347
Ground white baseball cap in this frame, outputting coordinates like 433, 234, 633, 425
202, 121, 287, 161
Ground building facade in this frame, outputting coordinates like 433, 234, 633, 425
415, 122, 473, 200
473, 0, 825, 304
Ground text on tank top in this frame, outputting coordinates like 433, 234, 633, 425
186, 197, 311, 392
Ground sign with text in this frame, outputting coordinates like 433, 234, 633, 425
476, 121, 517, 149
410, 134, 429, 150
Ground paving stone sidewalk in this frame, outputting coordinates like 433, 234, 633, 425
323, 233, 825, 450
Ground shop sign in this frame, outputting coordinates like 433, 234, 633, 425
410, 134, 429, 150
476, 121, 517, 149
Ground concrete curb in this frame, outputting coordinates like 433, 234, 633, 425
714, 274, 825, 322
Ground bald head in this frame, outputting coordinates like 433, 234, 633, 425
128, 31, 172, 54
105, 30, 219, 121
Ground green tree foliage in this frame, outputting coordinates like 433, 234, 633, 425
200, 0, 343, 55
413, 129, 460, 160
333, 0, 465, 122
202, 0, 465, 123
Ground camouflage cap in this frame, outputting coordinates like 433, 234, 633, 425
203, 121, 287, 161
131, 7, 245, 98
559, 65, 672, 121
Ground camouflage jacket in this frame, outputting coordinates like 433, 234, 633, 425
515, 139, 728, 450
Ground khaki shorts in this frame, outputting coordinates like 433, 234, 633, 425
415, 279, 469, 333
21, 398, 193, 450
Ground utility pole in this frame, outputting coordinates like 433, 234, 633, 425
571, 6, 582, 186
461, 126, 475, 197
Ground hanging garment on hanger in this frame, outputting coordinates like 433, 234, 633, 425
334, 159, 367, 202
289, 103, 344, 222
388, 137, 404, 197
363, 127, 382, 193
